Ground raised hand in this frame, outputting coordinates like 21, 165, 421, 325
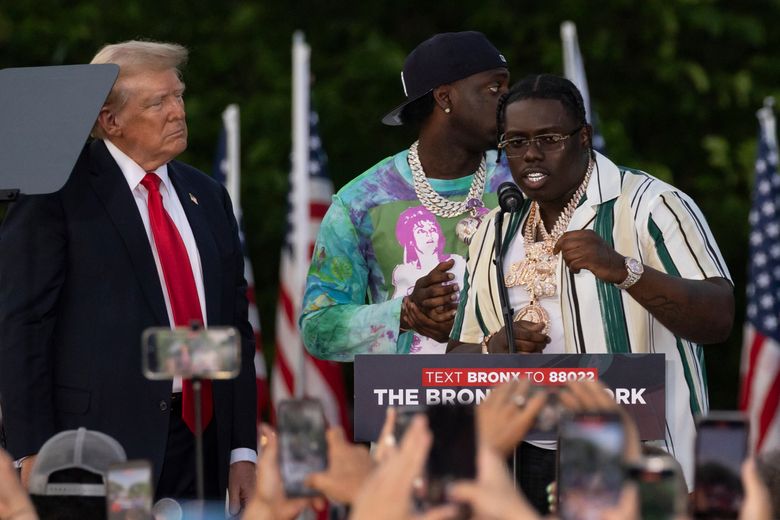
554, 230, 626, 283
402, 296, 455, 343
407, 259, 460, 315
305, 426, 375, 504
349, 415, 458, 520
448, 446, 541, 520
485, 320, 550, 353
401, 260, 460, 342
242, 424, 321, 520
476, 379, 548, 456
0, 449, 37, 520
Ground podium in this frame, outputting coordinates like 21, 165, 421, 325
353, 353, 666, 442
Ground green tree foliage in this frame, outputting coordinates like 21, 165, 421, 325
3, 0, 778, 408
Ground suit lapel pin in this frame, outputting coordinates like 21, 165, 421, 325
189, 193, 198, 205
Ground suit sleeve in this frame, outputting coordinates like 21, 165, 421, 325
299, 195, 407, 362
0, 193, 66, 457
219, 186, 257, 452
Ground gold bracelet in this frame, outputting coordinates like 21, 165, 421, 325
481, 332, 495, 354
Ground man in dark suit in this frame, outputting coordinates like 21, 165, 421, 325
0, 40, 257, 513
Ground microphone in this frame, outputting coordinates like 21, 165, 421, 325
493, 182, 523, 354
497, 182, 524, 213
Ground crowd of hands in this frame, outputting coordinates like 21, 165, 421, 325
0, 379, 774, 520
244, 379, 773, 520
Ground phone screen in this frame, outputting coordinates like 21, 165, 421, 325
425, 404, 476, 505
557, 413, 625, 520
277, 398, 327, 497
142, 326, 240, 380
393, 405, 427, 442
106, 460, 153, 520
694, 414, 748, 518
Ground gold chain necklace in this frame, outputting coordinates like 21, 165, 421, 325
503, 158, 594, 333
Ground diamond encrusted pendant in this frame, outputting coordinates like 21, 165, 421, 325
454, 200, 489, 245
455, 215, 482, 245
514, 301, 550, 335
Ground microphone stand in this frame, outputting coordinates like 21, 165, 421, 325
492, 210, 516, 353
193, 378, 205, 502
188, 321, 206, 504
493, 208, 521, 489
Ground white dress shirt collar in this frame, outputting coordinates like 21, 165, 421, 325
103, 139, 172, 194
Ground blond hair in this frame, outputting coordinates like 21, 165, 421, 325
90, 40, 188, 139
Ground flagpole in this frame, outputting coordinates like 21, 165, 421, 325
757, 97, 776, 149
561, 20, 606, 152
292, 31, 310, 399
222, 104, 241, 216
560, 21, 592, 124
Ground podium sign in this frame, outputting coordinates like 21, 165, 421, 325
354, 353, 665, 442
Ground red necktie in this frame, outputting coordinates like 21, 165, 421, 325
141, 172, 213, 432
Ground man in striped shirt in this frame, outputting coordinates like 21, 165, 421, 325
449, 74, 734, 511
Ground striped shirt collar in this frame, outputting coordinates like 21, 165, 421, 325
585, 151, 622, 207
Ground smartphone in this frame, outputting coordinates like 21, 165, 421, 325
628, 455, 686, 520
393, 405, 427, 442
106, 460, 153, 520
532, 386, 563, 432
693, 411, 748, 518
557, 412, 626, 520
277, 398, 328, 497
424, 404, 476, 505
142, 326, 240, 380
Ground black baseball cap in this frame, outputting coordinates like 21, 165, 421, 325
381, 31, 507, 126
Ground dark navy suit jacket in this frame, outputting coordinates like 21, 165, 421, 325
0, 139, 257, 492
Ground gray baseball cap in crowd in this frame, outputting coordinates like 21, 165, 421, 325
381, 31, 508, 126
28, 427, 127, 496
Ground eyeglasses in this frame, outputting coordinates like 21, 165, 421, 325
498, 125, 584, 157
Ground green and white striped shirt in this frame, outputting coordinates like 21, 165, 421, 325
452, 152, 731, 488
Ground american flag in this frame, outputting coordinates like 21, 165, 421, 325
213, 105, 271, 420
272, 110, 350, 432
740, 98, 780, 455
561, 21, 606, 153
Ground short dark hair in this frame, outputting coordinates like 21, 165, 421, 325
496, 74, 587, 146
400, 92, 435, 127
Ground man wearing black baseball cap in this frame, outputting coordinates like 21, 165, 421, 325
301, 31, 511, 359
382, 31, 509, 126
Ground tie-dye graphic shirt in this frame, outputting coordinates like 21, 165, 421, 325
300, 148, 512, 361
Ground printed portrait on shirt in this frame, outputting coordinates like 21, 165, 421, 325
391, 206, 465, 354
